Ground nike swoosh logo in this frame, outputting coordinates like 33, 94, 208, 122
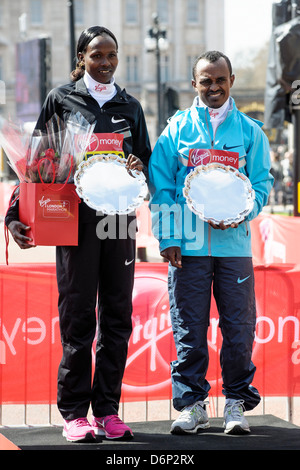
112, 117, 126, 124
223, 144, 243, 151
237, 275, 250, 284
125, 259, 134, 266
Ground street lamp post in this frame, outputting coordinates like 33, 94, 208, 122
145, 14, 168, 137
68, 0, 76, 73
291, 0, 300, 216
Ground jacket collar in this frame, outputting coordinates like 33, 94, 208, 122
74, 77, 129, 103
192, 95, 235, 114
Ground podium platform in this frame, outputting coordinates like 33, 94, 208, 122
1, 415, 299, 453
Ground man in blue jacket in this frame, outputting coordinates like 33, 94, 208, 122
149, 51, 273, 435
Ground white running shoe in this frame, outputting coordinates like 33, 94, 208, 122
223, 399, 250, 435
170, 401, 210, 434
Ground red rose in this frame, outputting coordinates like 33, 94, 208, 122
44, 148, 56, 159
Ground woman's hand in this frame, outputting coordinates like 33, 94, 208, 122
8, 221, 34, 249
126, 154, 144, 173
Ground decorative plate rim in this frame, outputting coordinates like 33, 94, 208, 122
74, 154, 148, 214
183, 163, 255, 224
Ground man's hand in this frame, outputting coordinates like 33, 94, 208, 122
160, 246, 182, 268
8, 221, 34, 249
208, 219, 243, 230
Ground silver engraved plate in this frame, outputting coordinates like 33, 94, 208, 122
74, 154, 148, 214
183, 163, 255, 225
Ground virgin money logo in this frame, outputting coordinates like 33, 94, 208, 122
190, 149, 211, 166
77, 133, 124, 153
74, 133, 99, 153
189, 148, 240, 169
85, 134, 99, 152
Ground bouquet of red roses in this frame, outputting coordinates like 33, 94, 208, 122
0, 112, 95, 184
26, 112, 95, 184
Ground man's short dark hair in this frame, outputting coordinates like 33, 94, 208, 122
192, 51, 233, 79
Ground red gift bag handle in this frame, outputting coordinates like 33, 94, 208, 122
37, 154, 74, 192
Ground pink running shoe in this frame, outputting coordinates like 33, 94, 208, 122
92, 415, 133, 440
63, 417, 96, 442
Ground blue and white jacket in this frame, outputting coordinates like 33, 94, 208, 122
148, 97, 274, 257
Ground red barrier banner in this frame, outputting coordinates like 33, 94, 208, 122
251, 213, 300, 265
0, 262, 300, 404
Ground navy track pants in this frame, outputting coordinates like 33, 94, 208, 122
168, 256, 260, 411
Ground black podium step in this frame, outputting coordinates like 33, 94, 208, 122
1, 414, 299, 453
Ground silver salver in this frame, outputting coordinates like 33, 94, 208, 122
74, 154, 148, 214
183, 163, 255, 225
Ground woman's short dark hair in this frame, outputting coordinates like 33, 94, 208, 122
192, 51, 233, 79
71, 26, 118, 82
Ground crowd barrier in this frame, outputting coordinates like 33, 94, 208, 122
1, 262, 300, 407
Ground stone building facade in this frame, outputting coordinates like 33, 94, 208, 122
0, 0, 224, 143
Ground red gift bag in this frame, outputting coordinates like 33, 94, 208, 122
19, 182, 79, 246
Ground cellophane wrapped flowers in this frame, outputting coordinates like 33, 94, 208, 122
0, 111, 95, 184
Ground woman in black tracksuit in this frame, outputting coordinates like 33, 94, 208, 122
5, 26, 151, 442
